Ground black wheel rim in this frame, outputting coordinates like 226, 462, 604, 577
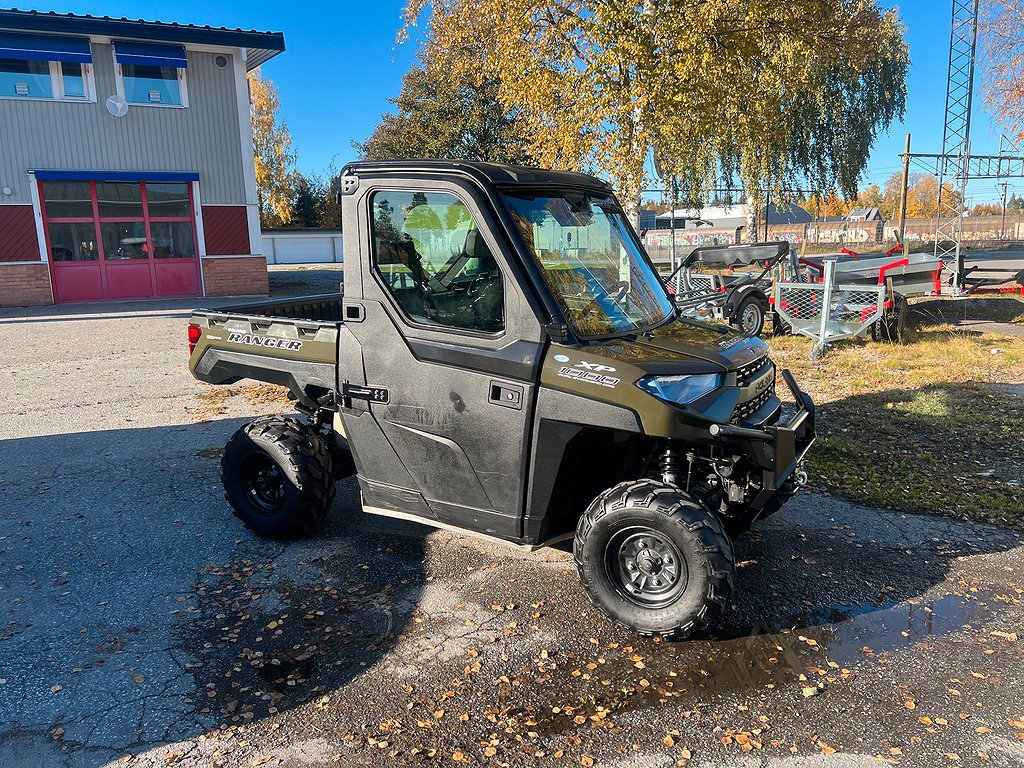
240, 453, 286, 514
741, 303, 761, 333
605, 527, 687, 608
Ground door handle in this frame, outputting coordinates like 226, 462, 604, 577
488, 381, 523, 410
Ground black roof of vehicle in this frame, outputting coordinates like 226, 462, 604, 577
0, 7, 285, 69
343, 160, 613, 193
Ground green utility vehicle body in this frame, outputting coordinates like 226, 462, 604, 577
188, 160, 815, 638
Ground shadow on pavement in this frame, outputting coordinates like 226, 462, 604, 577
0, 417, 425, 758
177, 506, 428, 737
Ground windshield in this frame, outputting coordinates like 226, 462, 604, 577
504, 191, 675, 337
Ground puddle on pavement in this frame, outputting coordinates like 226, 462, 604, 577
520, 590, 1004, 737
809, 592, 997, 666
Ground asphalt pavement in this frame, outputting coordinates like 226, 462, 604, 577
1, 290, 1023, 768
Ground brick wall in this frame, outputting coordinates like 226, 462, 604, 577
0, 263, 54, 306
201, 256, 268, 297
0, 206, 41, 262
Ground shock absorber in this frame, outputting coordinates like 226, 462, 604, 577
659, 443, 687, 488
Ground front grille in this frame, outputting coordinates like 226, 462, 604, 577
735, 355, 771, 383
732, 356, 775, 423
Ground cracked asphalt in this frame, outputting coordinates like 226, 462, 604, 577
1, 293, 1023, 768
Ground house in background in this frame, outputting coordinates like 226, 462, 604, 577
0, 8, 284, 306
847, 207, 884, 222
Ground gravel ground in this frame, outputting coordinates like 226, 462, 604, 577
1, 293, 1022, 768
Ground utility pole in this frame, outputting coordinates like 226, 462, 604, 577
998, 181, 1009, 240
898, 133, 911, 242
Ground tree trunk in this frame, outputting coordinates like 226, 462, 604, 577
623, 191, 642, 231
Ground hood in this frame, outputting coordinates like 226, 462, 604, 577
580, 318, 768, 373
541, 318, 777, 436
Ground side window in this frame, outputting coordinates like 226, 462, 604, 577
370, 190, 505, 333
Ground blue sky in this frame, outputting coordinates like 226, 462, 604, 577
23, 1, 1017, 205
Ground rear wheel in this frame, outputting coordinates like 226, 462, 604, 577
574, 480, 735, 639
730, 295, 767, 336
221, 416, 335, 539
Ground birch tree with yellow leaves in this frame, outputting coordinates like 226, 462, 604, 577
982, 0, 1024, 140
250, 69, 296, 228
401, 0, 908, 223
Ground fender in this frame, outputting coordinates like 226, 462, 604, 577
723, 283, 768, 321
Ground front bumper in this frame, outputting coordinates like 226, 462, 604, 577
708, 369, 815, 507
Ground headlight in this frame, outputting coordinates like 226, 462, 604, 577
636, 373, 722, 405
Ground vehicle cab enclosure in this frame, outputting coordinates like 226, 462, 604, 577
189, 160, 814, 639
330, 161, 811, 545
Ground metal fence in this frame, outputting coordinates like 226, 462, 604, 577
642, 215, 1024, 260
766, 215, 1024, 248
262, 229, 344, 265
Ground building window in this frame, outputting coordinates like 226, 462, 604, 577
47, 222, 99, 262
0, 58, 50, 97
40, 180, 197, 263
0, 32, 93, 101
120, 64, 182, 105
60, 61, 86, 98
0, 58, 93, 101
113, 41, 188, 107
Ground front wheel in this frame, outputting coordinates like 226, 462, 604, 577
221, 416, 336, 539
574, 480, 736, 639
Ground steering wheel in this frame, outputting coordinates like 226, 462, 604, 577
466, 273, 491, 305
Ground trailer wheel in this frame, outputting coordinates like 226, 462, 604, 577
221, 416, 335, 539
871, 296, 908, 344
769, 310, 792, 336
730, 296, 767, 336
574, 480, 735, 639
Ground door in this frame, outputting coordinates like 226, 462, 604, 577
342, 181, 545, 540
43, 179, 201, 302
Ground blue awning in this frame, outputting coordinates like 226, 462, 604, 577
32, 170, 200, 182
113, 40, 187, 68
0, 32, 92, 63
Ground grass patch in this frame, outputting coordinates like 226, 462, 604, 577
767, 298, 1024, 527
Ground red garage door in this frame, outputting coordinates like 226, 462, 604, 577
41, 178, 201, 303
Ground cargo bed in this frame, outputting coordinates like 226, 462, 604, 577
188, 293, 344, 408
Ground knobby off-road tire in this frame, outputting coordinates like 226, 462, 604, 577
574, 480, 736, 640
221, 416, 335, 539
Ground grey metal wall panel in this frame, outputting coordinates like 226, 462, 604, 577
0, 44, 247, 206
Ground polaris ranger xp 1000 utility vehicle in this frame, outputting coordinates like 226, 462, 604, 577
188, 160, 815, 639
